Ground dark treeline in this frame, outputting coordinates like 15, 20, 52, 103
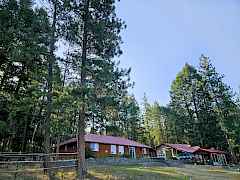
0, 0, 143, 151
1, 0, 240, 177
0, 0, 144, 177
142, 55, 240, 162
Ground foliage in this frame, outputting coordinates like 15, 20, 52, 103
142, 55, 240, 159
0, 0, 50, 152
0, 0, 143, 154
85, 145, 95, 159
1, 0, 240, 165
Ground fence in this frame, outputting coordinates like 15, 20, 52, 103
0, 153, 183, 179
0, 153, 78, 180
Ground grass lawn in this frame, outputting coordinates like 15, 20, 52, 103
1, 164, 240, 180
85, 165, 240, 180
86, 165, 187, 180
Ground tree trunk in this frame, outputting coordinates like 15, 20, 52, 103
77, 0, 89, 179
31, 100, 44, 151
31, 123, 38, 151
215, 105, 237, 163
1, 138, 7, 152
14, 64, 26, 96
0, 63, 10, 90
44, 1, 57, 179
55, 56, 68, 159
56, 135, 60, 159
21, 113, 29, 152
210, 84, 237, 163
77, 110, 87, 179
192, 90, 202, 145
91, 116, 96, 134
183, 95, 194, 144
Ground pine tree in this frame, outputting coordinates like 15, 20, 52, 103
198, 55, 238, 160
170, 63, 201, 145
64, 0, 126, 178
169, 55, 240, 157
0, 0, 51, 152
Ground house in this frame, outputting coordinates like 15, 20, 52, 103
194, 148, 227, 166
59, 134, 155, 158
156, 144, 200, 160
156, 143, 227, 165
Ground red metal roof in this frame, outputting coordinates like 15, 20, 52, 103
161, 144, 225, 154
164, 144, 200, 153
197, 148, 226, 154
60, 134, 151, 148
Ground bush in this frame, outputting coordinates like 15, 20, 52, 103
85, 146, 95, 159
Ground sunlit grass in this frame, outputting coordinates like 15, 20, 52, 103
208, 168, 240, 175
87, 165, 188, 180
1, 165, 240, 180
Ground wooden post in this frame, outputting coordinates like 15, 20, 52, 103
223, 154, 227, 165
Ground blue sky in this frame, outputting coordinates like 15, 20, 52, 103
116, 0, 240, 105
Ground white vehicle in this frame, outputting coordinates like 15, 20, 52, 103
177, 153, 193, 160
157, 153, 166, 160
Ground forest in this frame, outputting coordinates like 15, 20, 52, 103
1, 0, 240, 179
142, 57, 240, 161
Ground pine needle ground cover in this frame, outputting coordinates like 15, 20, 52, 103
1, 165, 240, 180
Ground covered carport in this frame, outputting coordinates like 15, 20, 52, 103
194, 148, 227, 165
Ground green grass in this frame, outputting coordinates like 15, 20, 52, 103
1, 164, 240, 180
87, 165, 186, 180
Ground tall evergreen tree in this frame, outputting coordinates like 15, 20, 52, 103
198, 55, 239, 160
169, 55, 240, 157
63, 0, 126, 178
0, 0, 51, 152
170, 63, 202, 145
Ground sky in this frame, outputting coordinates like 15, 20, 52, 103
116, 0, 240, 105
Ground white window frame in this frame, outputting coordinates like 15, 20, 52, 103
143, 148, 147, 155
129, 147, 136, 158
111, 145, 117, 154
90, 143, 99, 152
118, 146, 124, 155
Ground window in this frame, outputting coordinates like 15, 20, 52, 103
111, 145, 117, 154
129, 147, 136, 158
118, 146, 124, 155
143, 148, 147, 155
90, 143, 99, 152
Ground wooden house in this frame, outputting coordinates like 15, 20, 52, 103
156, 144, 199, 160
156, 143, 227, 165
194, 148, 227, 166
59, 134, 155, 158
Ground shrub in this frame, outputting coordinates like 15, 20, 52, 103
85, 146, 95, 159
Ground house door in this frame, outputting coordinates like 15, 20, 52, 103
129, 147, 136, 158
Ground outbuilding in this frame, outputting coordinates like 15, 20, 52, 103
194, 148, 227, 165
156, 144, 199, 160
156, 143, 227, 165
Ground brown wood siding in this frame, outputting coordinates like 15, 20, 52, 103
95, 144, 125, 158
59, 142, 76, 153
125, 146, 129, 156
59, 142, 154, 158
136, 147, 142, 158
96, 143, 111, 158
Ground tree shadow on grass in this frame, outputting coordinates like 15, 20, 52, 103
86, 173, 103, 180
88, 165, 186, 180
0, 166, 186, 180
0, 172, 45, 180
